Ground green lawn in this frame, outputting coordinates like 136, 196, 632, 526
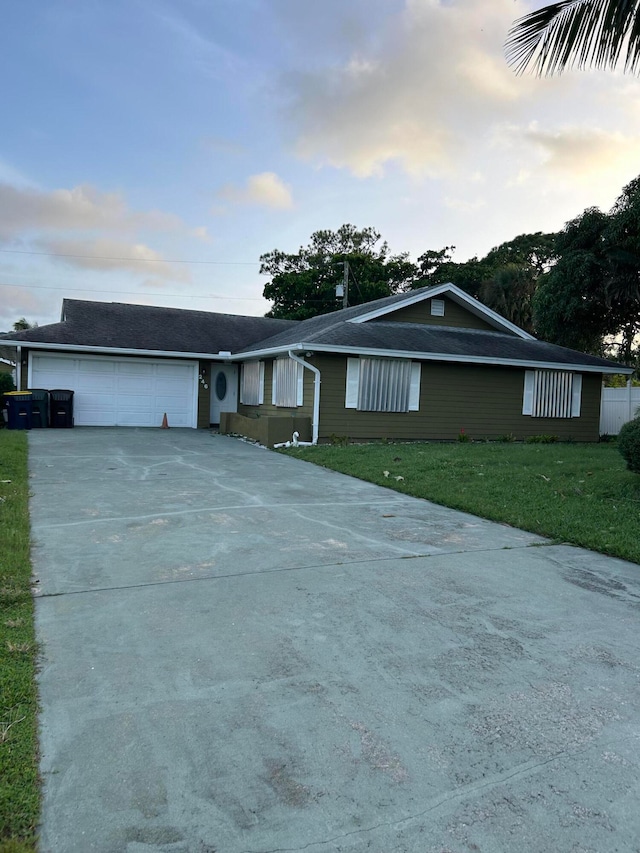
0, 432, 38, 853
284, 441, 640, 565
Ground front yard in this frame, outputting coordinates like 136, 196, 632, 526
285, 441, 640, 565
0, 433, 38, 853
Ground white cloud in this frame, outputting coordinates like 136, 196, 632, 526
444, 196, 486, 213
218, 172, 294, 209
0, 280, 59, 331
36, 239, 191, 281
522, 125, 640, 181
0, 183, 183, 241
191, 226, 211, 242
288, 0, 526, 177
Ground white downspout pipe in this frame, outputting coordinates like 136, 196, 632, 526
288, 350, 321, 445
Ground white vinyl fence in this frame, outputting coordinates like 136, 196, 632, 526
600, 382, 640, 435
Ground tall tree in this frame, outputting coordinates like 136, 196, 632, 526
506, 0, 640, 75
415, 233, 556, 334
414, 247, 493, 298
533, 176, 640, 361
13, 318, 35, 331
261, 225, 418, 320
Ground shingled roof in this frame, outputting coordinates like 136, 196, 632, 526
1, 299, 297, 355
240, 319, 621, 372
0, 289, 631, 374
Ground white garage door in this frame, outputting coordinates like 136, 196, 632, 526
30, 354, 198, 428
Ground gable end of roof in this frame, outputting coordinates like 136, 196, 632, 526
349, 283, 535, 340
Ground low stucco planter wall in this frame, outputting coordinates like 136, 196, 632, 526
219, 412, 312, 448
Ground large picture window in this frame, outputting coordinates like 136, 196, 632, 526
272, 358, 304, 408
522, 370, 582, 418
240, 361, 264, 405
345, 358, 421, 412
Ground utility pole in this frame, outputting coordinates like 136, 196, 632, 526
342, 260, 349, 309
335, 259, 349, 308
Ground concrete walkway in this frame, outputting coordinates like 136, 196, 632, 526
30, 429, 640, 853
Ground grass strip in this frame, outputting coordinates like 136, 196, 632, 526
284, 441, 640, 565
0, 432, 38, 853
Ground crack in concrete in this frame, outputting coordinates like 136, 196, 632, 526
240, 749, 571, 853
35, 541, 554, 599
287, 505, 425, 559
32, 498, 403, 529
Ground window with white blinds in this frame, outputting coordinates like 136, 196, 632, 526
345, 358, 421, 412
272, 358, 303, 408
240, 362, 264, 405
522, 370, 582, 418
431, 299, 445, 317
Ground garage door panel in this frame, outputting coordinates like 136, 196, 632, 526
75, 376, 117, 393
118, 362, 154, 376
155, 379, 188, 394
76, 407, 117, 427
30, 354, 197, 428
117, 376, 154, 393
36, 356, 76, 373
155, 395, 191, 411
78, 360, 115, 374
159, 363, 193, 378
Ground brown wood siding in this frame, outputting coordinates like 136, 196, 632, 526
197, 360, 212, 428
312, 354, 602, 442
379, 297, 504, 332
237, 358, 315, 423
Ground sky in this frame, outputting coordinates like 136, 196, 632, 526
2, 0, 640, 331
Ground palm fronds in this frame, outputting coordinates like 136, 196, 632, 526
506, 0, 640, 75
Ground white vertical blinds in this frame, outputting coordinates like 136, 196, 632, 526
274, 358, 301, 407
522, 370, 582, 418
345, 358, 360, 408
240, 362, 263, 405
358, 358, 412, 412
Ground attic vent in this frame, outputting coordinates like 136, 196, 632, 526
431, 299, 445, 317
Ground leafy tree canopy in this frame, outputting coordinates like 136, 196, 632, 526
533, 177, 640, 363
261, 225, 418, 320
13, 318, 35, 331
414, 233, 557, 334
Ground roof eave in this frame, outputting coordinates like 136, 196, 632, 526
235, 342, 630, 374
0, 340, 233, 361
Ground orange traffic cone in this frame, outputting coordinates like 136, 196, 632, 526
161, 413, 169, 429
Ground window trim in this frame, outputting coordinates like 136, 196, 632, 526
523, 370, 582, 418
345, 357, 421, 412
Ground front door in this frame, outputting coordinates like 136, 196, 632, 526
210, 363, 238, 425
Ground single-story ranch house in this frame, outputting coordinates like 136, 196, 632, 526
2, 283, 632, 444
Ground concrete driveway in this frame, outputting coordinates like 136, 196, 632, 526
30, 429, 640, 853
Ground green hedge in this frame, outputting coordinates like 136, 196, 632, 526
618, 417, 640, 473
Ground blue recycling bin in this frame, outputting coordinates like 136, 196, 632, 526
5, 391, 33, 430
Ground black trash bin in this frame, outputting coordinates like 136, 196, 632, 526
5, 391, 33, 430
49, 389, 74, 428
28, 389, 49, 428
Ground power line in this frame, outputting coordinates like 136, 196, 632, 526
0, 280, 265, 301
0, 248, 260, 265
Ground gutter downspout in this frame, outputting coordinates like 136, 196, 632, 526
16, 346, 22, 390
288, 350, 321, 445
